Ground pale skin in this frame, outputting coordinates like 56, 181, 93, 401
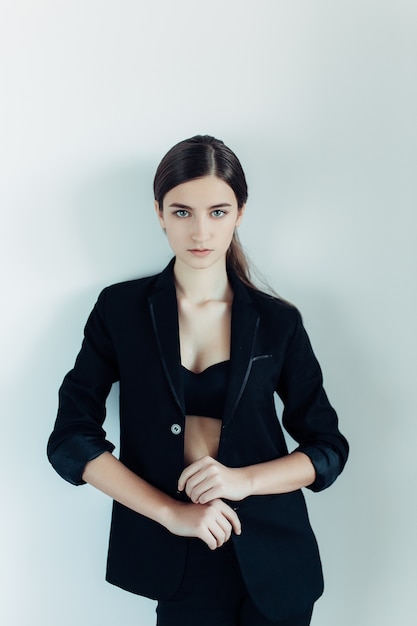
82, 175, 316, 551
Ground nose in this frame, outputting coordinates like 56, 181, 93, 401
191, 215, 209, 244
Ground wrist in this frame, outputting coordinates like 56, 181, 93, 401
235, 465, 255, 499
157, 498, 184, 532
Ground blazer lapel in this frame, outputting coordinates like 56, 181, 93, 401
147, 260, 261, 424
222, 278, 260, 426
147, 261, 185, 415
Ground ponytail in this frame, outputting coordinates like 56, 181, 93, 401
226, 231, 256, 289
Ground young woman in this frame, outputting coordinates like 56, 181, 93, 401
47, 135, 349, 626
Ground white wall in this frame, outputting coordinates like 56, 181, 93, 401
1, 1, 416, 624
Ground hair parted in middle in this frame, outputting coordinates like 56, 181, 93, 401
153, 135, 255, 288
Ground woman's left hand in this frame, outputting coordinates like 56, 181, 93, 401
178, 456, 251, 504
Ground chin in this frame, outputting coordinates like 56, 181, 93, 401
178, 254, 224, 270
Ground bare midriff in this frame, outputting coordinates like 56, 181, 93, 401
184, 415, 222, 465
177, 287, 232, 467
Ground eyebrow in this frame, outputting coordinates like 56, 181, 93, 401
168, 202, 232, 210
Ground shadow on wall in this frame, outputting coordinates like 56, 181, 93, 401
6, 283, 156, 625
4, 160, 171, 624
287, 285, 399, 625
70, 159, 169, 282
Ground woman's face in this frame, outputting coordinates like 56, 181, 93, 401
155, 175, 245, 272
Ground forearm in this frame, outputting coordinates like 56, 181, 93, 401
178, 451, 316, 504
243, 451, 316, 496
82, 451, 241, 550
82, 452, 175, 527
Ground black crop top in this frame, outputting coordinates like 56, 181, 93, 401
182, 360, 229, 420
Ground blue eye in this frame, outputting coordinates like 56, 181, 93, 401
211, 210, 226, 218
175, 210, 189, 218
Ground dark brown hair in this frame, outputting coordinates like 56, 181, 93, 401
153, 135, 256, 288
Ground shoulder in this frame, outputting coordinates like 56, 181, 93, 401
229, 276, 312, 353
97, 259, 175, 303
245, 287, 317, 361
229, 268, 299, 320
245, 285, 302, 331
93, 269, 163, 317
100, 273, 159, 298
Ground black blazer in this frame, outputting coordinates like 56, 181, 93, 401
47, 259, 348, 622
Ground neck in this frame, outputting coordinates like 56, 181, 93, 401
173, 258, 231, 303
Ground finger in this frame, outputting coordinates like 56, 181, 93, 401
184, 463, 223, 499
219, 503, 242, 536
199, 519, 227, 550
210, 520, 229, 548
213, 514, 233, 543
200, 529, 218, 551
178, 456, 212, 491
188, 475, 221, 503
183, 469, 211, 498
177, 463, 199, 491
184, 463, 222, 500
192, 484, 223, 504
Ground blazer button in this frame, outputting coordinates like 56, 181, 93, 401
171, 423, 182, 435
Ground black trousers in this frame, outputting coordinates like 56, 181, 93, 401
156, 539, 313, 626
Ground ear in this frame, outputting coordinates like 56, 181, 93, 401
154, 200, 165, 229
236, 203, 246, 227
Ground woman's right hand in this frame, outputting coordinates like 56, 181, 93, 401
81, 453, 241, 550
166, 498, 241, 550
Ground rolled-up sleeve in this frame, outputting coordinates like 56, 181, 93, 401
276, 309, 349, 492
47, 289, 119, 485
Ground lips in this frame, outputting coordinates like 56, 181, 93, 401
188, 248, 212, 256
